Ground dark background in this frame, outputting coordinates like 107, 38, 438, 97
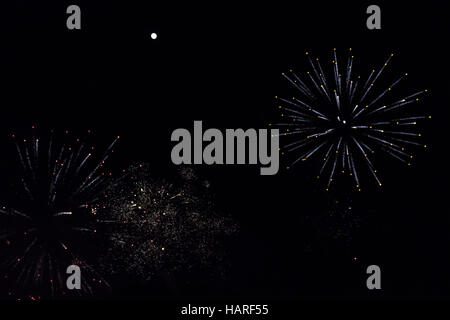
0, 0, 448, 305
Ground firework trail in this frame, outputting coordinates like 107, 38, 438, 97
0, 127, 119, 299
272, 49, 430, 190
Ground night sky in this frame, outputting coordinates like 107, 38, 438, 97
0, 0, 449, 313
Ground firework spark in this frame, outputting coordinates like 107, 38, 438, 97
0, 127, 119, 299
273, 49, 430, 190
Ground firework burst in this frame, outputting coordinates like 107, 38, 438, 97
272, 48, 430, 191
95, 163, 239, 282
0, 127, 119, 299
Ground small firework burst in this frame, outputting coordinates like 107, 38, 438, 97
0, 127, 119, 298
95, 163, 238, 281
273, 49, 430, 191
317, 196, 361, 243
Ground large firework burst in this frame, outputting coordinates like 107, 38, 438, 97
95, 163, 239, 282
0, 127, 119, 299
273, 49, 430, 191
